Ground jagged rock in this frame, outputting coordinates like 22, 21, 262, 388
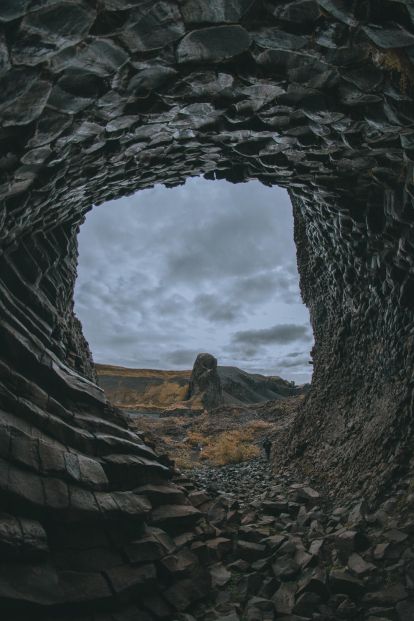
272, 582, 297, 616
237, 541, 267, 563
151, 504, 201, 531
104, 563, 157, 603
187, 353, 224, 410
347, 553, 376, 578
163, 568, 212, 611
272, 556, 301, 581
177, 25, 251, 63
396, 600, 414, 621
245, 596, 275, 621
293, 592, 321, 617
237, 572, 264, 602
210, 563, 231, 587
329, 569, 364, 598
337, 530, 369, 553
206, 537, 232, 561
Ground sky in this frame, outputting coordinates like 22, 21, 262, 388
74, 177, 314, 385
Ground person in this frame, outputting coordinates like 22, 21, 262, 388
263, 438, 272, 461
197, 441, 203, 452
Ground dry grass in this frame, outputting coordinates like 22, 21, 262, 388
199, 428, 260, 466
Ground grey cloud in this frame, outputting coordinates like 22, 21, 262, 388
153, 293, 188, 317
193, 293, 245, 324
231, 324, 312, 346
229, 269, 301, 306
276, 355, 310, 368
165, 349, 202, 367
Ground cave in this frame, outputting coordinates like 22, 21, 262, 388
1, 0, 414, 617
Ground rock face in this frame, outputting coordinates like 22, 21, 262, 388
163, 353, 224, 416
1, 2, 414, 618
188, 353, 224, 410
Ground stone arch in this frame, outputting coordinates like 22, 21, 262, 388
1, 0, 414, 616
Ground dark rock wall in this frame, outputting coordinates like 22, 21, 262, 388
1, 0, 414, 616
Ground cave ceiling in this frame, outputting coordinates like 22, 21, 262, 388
0, 0, 413, 248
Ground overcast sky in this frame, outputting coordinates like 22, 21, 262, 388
74, 177, 313, 384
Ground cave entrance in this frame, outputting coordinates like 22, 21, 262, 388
74, 177, 313, 386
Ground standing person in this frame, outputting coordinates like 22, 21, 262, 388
263, 438, 272, 461
197, 441, 203, 452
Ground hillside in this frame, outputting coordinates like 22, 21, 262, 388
95, 362, 309, 414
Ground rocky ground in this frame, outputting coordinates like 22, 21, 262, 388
165, 455, 414, 621
127, 394, 414, 621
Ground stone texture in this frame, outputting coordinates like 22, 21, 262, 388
1, 3, 414, 619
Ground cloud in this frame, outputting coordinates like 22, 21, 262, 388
231, 324, 312, 346
276, 354, 310, 368
165, 349, 202, 367
193, 293, 245, 324
229, 269, 301, 306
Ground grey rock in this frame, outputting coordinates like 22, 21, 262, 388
363, 22, 414, 48
0, 67, 40, 111
396, 600, 414, 621
187, 353, 224, 411
264, 1, 320, 23
347, 553, 376, 578
210, 563, 231, 587
11, 1, 97, 65
337, 530, 369, 553
245, 596, 275, 621
128, 66, 178, 95
104, 563, 156, 603
106, 116, 140, 133
337, 66, 383, 92
271, 582, 297, 615
0, 0, 31, 22
293, 592, 321, 617
177, 25, 251, 63
27, 109, 73, 148
1, 80, 52, 126
251, 28, 308, 50
329, 569, 364, 597
51, 40, 129, 77
314, 21, 348, 48
120, 2, 185, 52
272, 555, 301, 581
178, 0, 255, 25
316, 0, 358, 26
237, 540, 267, 563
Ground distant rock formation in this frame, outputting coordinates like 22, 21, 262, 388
96, 356, 309, 417
188, 353, 224, 409
163, 353, 224, 416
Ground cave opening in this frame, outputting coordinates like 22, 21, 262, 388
74, 177, 313, 385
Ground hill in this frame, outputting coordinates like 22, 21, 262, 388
95, 362, 309, 415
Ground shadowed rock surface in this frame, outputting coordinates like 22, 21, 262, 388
1, 0, 414, 618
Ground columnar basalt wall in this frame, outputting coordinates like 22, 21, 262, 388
1, 0, 414, 617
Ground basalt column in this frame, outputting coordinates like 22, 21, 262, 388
1, 0, 414, 617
